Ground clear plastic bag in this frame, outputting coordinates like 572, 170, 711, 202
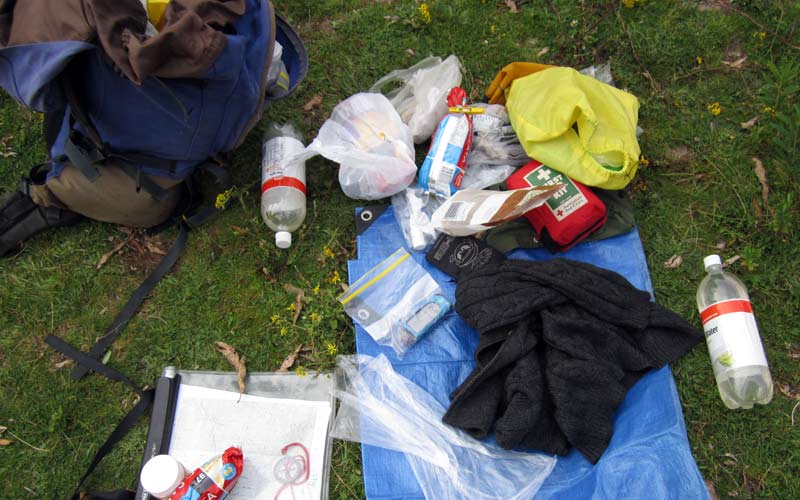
391, 187, 443, 251
460, 164, 518, 190
331, 355, 557, 500
338, 249, 450, 355
306, 93, 416, 200
370, 55, 463, 144
467, 104, 528, 168
579, 61, 615, 86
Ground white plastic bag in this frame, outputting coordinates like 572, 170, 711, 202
331, 355, 556, 500
306, 93, 417, 200
370, 55, 462, 144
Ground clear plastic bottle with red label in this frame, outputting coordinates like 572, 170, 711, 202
261, 123, 306, 249
696, 254, 773, 409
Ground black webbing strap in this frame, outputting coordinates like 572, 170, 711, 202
45, 335, 154, 500
69, 222, 189, 381
67, 161, 231, 381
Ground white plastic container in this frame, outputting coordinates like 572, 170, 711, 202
696, 254, 773, 409
261, 123, 306, 249
140, 454, 186, 499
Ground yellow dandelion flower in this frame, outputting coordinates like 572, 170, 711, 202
309, 312, 322, 323
326, 343, 338, 356
762, 106, 776, 116
622, 0, 635, 7
271, 314, 280, 324
707, 102, 722, 116
696, 56, 703, 65
419, 3, 432, 24
214, 189, 232, 210
490, 24, 496, 34
286, 303, 296, 312
312, 284, 320, 295
639, 155, 650, 167
323, 246, 335, 259
296, 366, 307, 377
329, 270, 341, 284
280, 326, 288, 336
754, 31, 766, 41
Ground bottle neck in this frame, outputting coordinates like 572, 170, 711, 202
706, 264, 724, 274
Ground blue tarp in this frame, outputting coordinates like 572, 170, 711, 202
347, 206, 709, 500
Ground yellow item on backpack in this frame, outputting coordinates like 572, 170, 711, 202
147, 0, 170, 29
506, 67, 641, 190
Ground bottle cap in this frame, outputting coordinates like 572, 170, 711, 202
276, 231, 292, 249
703, 254, 722, 270
140, 455, 185, 499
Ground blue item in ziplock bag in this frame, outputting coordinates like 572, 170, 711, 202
338, 248, 450, 356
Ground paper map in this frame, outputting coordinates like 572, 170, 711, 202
168, 384, 332, 500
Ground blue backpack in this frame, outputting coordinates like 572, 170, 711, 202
0, 0, 307, 184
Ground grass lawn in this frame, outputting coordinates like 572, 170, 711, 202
1, 1, 799, 498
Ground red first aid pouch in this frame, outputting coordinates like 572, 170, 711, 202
506, 160, 607, 252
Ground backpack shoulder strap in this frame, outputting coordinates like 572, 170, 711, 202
45, 335, 154, 500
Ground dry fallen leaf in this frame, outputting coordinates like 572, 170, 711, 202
505, 0, 518, 13
284, 284, 305, 324
0, 439, 12, 446
715, 240, 727, 250
752, 157, 769, 209
724, 255, 741, 266
722, 56, 747, 69
279, 344, 304, 372
753, 196, 763, 219
54, 359, 73, 370
777, 382, 800, 400
96, 236, 133, 270
143, 237, 166, 256
215, 341, 247, 400
406, 48, 416, 57
303, 94, 323, 112
664, 254, 683, 269
705, 480, 720, 500
537, 47, 550, 57
696, 0, 724, 11
740, 116, 758, 129
666, 145, 694, 164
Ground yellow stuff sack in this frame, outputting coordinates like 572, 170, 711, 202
507, 67, 641, 190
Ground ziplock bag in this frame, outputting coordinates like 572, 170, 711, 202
306, 93, 416, 200
338, 249, 449, 356
370, 55, 463, 144
331, 355, 557, 500
391, 187, 443, 251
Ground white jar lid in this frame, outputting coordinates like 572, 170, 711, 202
140, 454, 185, 499
703, 254, 722, 270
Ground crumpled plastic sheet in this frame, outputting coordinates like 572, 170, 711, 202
331, 354, 556, 500
348, 205, 709, 500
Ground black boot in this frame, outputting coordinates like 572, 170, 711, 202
0, 180, 83, 257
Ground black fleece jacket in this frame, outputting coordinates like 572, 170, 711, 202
442, 258, 703, 463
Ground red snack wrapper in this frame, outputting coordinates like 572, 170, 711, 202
170, 446, 244, 500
